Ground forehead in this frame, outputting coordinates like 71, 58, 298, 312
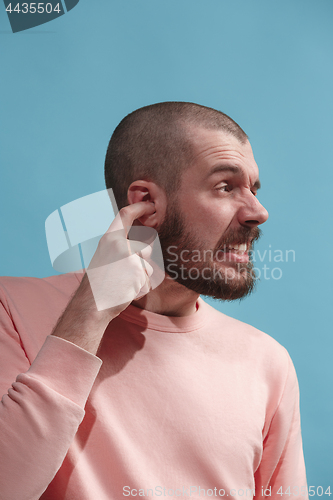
184, 126, 259, 183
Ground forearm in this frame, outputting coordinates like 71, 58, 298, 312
0, 335, 102, 500
51, 274, 113, 356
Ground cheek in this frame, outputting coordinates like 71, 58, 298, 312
185, 201, 233, 238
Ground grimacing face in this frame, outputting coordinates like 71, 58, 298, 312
157, 128, 269, 300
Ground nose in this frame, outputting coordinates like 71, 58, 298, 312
237, 195, 269, 228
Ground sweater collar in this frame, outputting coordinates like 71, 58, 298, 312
75, 271, 208, 333
119, 297, 207, 333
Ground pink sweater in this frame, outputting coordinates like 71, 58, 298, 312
0, 272, 308, 500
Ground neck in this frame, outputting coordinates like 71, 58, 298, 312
131, 276, 199, 317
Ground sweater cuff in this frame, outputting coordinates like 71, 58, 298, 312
26, 335, 102, 408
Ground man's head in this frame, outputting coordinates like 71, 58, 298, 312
105, 102, 248, 210
104, 102, 268, 300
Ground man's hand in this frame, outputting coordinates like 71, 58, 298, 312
51, 201, 157, 355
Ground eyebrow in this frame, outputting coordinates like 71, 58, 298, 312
207, 165, 261, 190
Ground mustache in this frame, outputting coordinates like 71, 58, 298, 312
214, 227, 262, 252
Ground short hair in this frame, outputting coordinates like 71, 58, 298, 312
104, 101, 248, 209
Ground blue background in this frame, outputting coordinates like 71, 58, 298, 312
1, 0, 332, 487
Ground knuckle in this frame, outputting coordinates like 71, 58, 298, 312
97, 233, 108, 247
98, 232, 115, 248
113, 239, 127, 254
119, 206, 129, 219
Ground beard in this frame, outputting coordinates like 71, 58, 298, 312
157, 200, 262, 301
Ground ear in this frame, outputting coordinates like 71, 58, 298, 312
127, 180, 167, 227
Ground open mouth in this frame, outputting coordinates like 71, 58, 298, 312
218, 241, 250, 255
214, 241, 251, 264
226, 243, 248, 255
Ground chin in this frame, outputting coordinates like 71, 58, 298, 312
171, 268, 257, 302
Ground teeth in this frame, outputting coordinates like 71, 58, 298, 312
228, 243, 247, 254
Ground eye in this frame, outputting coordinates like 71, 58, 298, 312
216, 183, 231, 192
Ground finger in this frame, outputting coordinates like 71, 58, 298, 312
130, 240, 154, 258
106, 202, 156, 237
139, 258, 154, 277
136, 268, 152, 299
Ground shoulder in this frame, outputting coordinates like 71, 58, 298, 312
0, 271, 83, 327
200, 298, 291, 373
0, 272, 83, 307
199, 300, 299, 424
0, 272, 84, 361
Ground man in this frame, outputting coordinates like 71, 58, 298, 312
0, 102, 308, 500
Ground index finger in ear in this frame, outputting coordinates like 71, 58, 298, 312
106, 202, 156, 237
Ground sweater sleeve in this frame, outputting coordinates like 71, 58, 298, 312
254, 353, 308, 500
0, 291, 102, 500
